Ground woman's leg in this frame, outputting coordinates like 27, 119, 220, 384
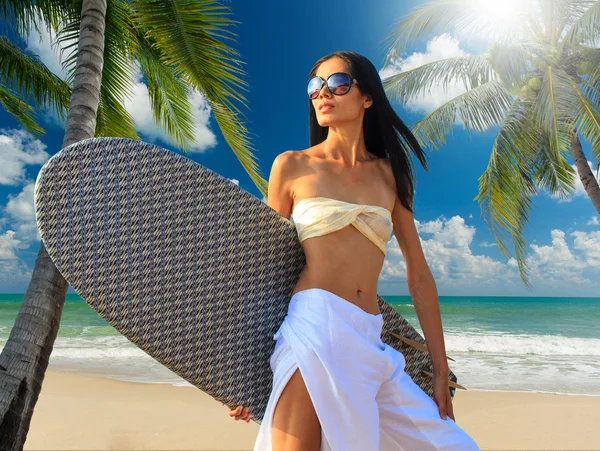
253, 332, 326, 451
254, 288, 388, 451
271, 368, 321, 451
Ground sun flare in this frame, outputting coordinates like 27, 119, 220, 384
468, 0, 534, 39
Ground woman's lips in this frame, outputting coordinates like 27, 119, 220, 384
320, 105, 334, 112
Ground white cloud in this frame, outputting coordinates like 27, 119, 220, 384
0, 180, 41, 291
1, 182, 42, 247
379, 33, 472, 116
0, 255, 33, 288
0, 129, 50, 186
570, 230, 600, 264
586, 216, 599, 226
25, 21, 71, 80
124, 71, 217, 152
381, 215, 508, 287
380, 214, 600, 296
0, 129, 47, 277
0, 230, 22, 260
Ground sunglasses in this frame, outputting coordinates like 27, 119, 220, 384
307, 72, 359, 100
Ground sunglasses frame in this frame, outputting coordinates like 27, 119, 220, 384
307, 72, 359, 99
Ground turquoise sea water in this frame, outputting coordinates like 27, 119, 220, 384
0, 293, 598, 395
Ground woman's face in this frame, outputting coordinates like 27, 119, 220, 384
310, 57, 371, 128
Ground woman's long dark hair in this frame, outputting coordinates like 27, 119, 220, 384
308, 51, 428, 214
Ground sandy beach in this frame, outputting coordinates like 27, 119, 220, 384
23, 370, 600, 450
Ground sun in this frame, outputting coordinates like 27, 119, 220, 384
468, 0, 534, 40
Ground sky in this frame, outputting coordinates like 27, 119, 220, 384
0, 0, 599, 296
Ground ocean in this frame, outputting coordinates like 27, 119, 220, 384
0, 293, 598, 396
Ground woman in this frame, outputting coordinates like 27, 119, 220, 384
225, 51, 480, 451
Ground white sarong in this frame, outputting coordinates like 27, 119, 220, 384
253, 287, 480, 451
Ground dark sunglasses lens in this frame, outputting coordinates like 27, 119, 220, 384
307, 77, 323, 99
328, 73, 352, 95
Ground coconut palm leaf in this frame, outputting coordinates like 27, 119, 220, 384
474, 99, 541, 287
381, 1, 487, 65
382, 55, 496, 105
531, 65, 576, 160
133, 28, 196, 149
411, 79, 513, 150
560, 0, 600, 48
535, 127, 578, 199
131, 0, 267, 195
0, 83, 44, 135
487, 41, 541, 92
380, 0, 531, 67
0, 0, 69, 36
539, 0, 580, 43
575, 78, 600, 168
0, 36, 71, 124
578, 46, 600, 100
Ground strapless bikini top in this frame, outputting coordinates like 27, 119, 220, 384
291, 196, 393, 256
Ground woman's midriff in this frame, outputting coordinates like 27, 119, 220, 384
289, 218, 388, 315
290, 267, 380, 315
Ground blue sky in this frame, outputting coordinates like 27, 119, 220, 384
1, 0, 598, 296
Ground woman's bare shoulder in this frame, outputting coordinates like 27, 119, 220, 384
278, 145, 322, 169
378, 156, 396, 190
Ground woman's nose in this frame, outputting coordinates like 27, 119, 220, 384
318, 83, 332, 99
317, 83, 332, 99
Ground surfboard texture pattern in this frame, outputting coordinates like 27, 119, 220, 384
34, 137, 459, 423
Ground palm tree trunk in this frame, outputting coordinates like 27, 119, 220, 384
0, 0, 106, 448
571, 129, 600, 214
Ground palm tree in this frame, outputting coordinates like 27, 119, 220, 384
0, 0, 267, 447
380, 0, 600, 288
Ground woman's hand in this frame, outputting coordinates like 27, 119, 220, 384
432, 372, 455, 422
221, 402, 253, 423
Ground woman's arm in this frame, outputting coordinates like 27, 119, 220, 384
391, 197, 449, 374
266, 151, 295, 220
407, 270, 449, 374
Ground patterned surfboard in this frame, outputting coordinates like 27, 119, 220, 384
34, 137, 462, 423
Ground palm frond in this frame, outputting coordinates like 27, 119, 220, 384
0, 83, 44, 135
574, 78, 600, 170
531, 65, 577, 159
410, 79, 512, 150
132, 0, 249, 115
578, 46, 600, 93
535, 128, 578, 200
539, 0, 586, 44
0, 36, 71, 122
209, 99, 268, 198
487, 40, 541, 91
132, 0, 267, 194
382, 54, 495, 105
94, 91, 140, 139
474, 99, 541, 288
0, 0, 68, 37
133, 28, 196, 149
381, 0, 473, 65
380, 0, 531, 67
561, 0, 600, 48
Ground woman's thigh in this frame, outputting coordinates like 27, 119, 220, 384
271, 367, 321, 451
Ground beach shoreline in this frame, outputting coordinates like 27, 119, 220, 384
23, 370, 600, 450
